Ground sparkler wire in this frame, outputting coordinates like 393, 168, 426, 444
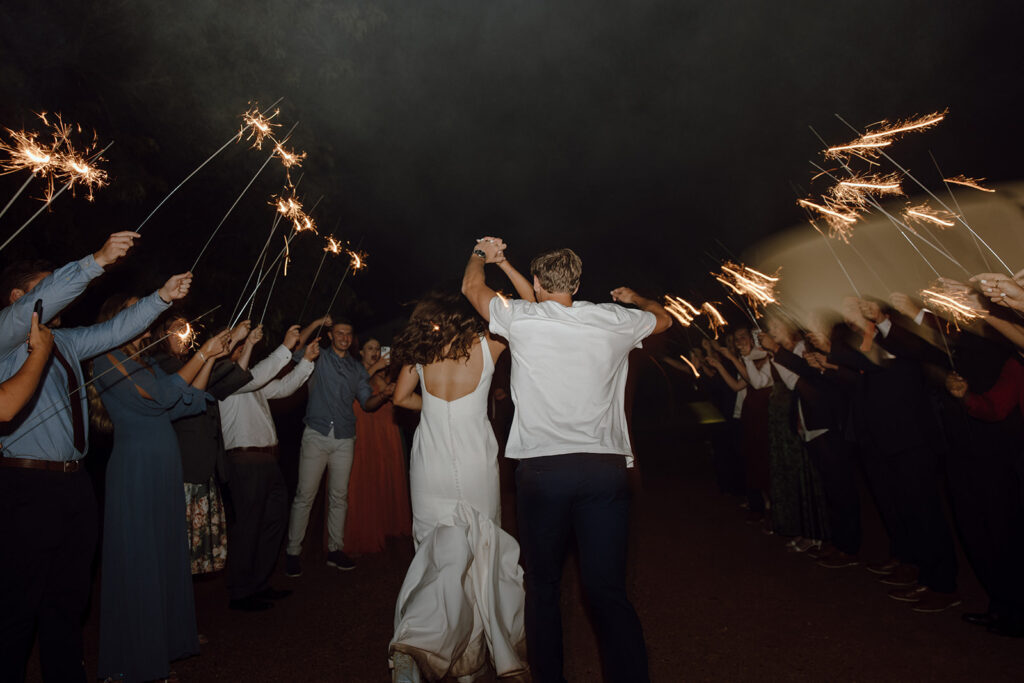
0, 174, 36, 222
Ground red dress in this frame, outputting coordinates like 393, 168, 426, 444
344, 396, 413, 554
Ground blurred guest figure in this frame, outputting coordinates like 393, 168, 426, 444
92, 294, 230, 682
344, 336, 412, 555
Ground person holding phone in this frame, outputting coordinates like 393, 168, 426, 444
343, 337, 411, 555
0, 310, 54, 421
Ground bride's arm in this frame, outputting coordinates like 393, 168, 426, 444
496, 259, 536, 302
392, 364, 422, 411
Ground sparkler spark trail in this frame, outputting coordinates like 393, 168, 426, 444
824, 137, 893, 160
679, 354, 700, 378
861, 110, 947, 140
830, 173, 903, 209
495, 291, 510, 308
920, 282, 984, 329
664, 296, 698, 326
0, 129, 55, 176
282, 234, 291, 277
175, 322, 198, 350
239, 106, 281, 149
943, 175, 996, 193
796, 197, 859, 241
713, 261, 779, 315
297, 233, 345, 323
347, 249, 366, 271
701, 302, 727, 338
904, 204, 956, 228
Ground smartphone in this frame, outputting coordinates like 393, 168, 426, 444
33, 298, 43, 321
380, 346, 391, 358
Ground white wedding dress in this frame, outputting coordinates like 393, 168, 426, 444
390, 338, 528, 681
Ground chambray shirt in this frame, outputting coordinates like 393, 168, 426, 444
0, 257, 170, 461
296, 347, 372, 439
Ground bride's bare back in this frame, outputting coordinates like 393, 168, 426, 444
422, 335, 506, 402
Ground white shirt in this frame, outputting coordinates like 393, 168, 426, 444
771, 340, 828, 443
219, 345, 315, 450
489, 297, 657, 466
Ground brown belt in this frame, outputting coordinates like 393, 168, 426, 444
0, 456, 82, 473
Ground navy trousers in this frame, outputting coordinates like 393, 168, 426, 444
515, 454, 649, 683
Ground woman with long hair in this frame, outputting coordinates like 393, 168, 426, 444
343, 336, 412, 555
388, 292, 528, 682
91, 294, 231, 682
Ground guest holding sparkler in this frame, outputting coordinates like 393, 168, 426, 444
757, 316, 829, 552
0, 232, 180, 683
219, 319, 321, 611
152, 315, 254, 577
463, 238, 670, 683
0, 312, 53, 421
284, 315, 393, 576
343, 336, 412, 555
91, 294, 231, 683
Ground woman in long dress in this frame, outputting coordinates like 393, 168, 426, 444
91, 295, 231, 682
344, 336, 412, 555
389, 293, 528, 682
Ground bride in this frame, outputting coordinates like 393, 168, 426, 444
389, 292, 529, 682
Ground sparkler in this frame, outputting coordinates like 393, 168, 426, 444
920, 281, 984, 329
495, 291, 510, 308
312, 240, 369, 339
942, 175, 995, 193
796, 197, 859, 241
834, 113, 1012, 274
135, 98, 283, 233
664, 296, 699, 326
904, 204, 955, 229
931, 152, 992, 271
230, 210, 284, 323
713, 261, 779, 315
824, 137, 893, 160
701, 302, 727, 338
174, 322, 198, 350
238, 106, 281, 149
679, 354, 700, 378
297, 233, 345, 323
830, 173, 903, 208
861, 110, 947, 141
0, 140, 114, 254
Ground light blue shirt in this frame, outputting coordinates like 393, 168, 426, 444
0, 275, 170, 461
295, 348, 372, 439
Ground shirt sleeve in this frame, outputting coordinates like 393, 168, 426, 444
0, 255, 104, 358
488, 296, 516, 338
235, 345, 292, 393
743, 355, 774, 389
62, 291, 170, 361
262, 358, 315, 400
628, 309, 657, 348
353, 365, 374, 408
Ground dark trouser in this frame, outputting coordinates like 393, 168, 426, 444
225, 448, 289, 601
892, 446, 958, 593
0, 468, 98, 683
515, 454, 649, 683
806, 432, 861, 555
711, 419, 745, 496
859, 446, 912, 563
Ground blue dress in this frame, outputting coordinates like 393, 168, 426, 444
94, 350, 210, 682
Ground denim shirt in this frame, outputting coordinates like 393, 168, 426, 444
296, 347, 372, 439
0, 291, 170, 461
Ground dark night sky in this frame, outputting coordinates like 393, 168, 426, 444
1, 0, 1022, 339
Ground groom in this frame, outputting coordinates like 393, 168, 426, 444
462, 238, 671, 683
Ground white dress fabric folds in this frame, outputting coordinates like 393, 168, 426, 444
390, 339, 528, 681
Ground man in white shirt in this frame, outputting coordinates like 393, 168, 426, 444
219, 323, 319, 610
463, 239, 671, 683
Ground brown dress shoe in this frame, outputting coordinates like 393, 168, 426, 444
911, 590, 962, 613
888, 585, 927, 602
818, 552, 861, 569
866, 558, 899, 575
879, 563, 919, 586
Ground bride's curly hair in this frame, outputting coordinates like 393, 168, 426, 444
391, 292, 487, 367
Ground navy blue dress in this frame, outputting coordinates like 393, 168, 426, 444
94, 350, 209, 681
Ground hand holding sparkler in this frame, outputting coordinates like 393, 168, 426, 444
889, 292, 922, 320
283, 325, 302, 350
610, 287, 640, 305
93, 231, 139, 268
858, 299, 886, 325
157, 272, 193, 303
970, 273, 1024, 311
302, 339, 321, 362
758, 331, 780, 353
244, 325, 264, 348
805, 332, 831, 354
229, 320, 253, 347
198, 330, 233, 362
840, 297, 871, 332
27, 311, 53, 357
945, 372, 968, 399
